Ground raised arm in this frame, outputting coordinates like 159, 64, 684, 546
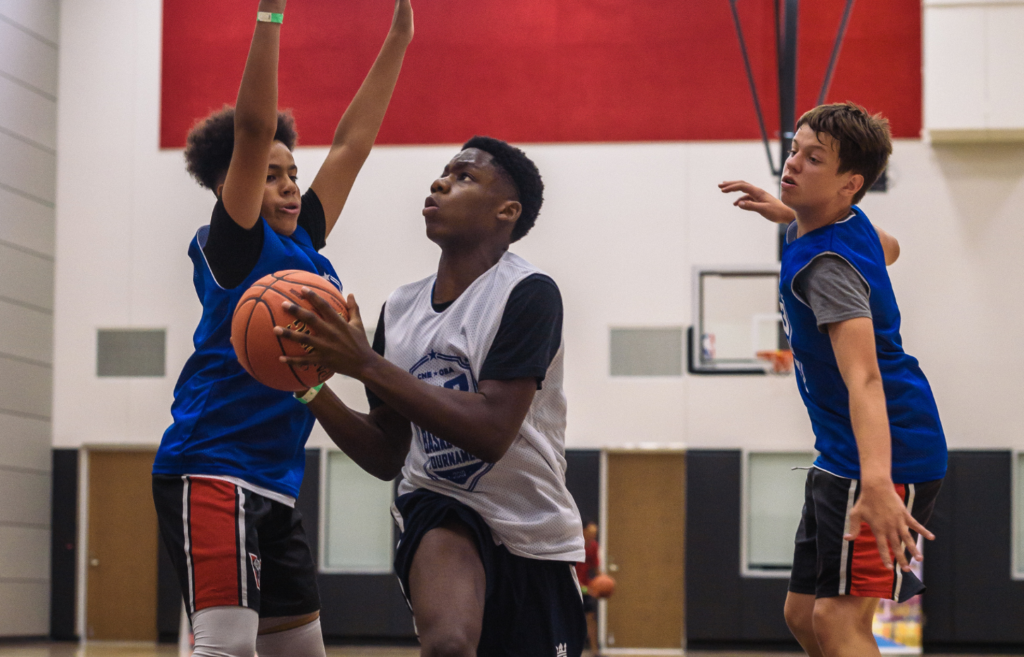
221, 1, 287, 230
309, 0, 414, 237
719, 180, 796, 224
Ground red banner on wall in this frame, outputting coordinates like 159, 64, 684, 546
160, 0, 920, 148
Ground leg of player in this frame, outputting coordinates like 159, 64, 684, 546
812, 595, 881, 657
256, 611, 326, 657
190, 606, 258, 657
783, 592, 824, 657
408, 519, 486, 657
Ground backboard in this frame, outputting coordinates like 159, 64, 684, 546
689, 265, 786, 375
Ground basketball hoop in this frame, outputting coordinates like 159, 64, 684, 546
756, 349, 794, 375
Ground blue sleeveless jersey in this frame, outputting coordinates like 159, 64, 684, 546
779, 206, 946, 483
153, 219, 341, 497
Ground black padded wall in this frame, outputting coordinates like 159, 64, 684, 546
922, 451, 1024, 650
565, 449, 601, 528
50, 449, 78, 640
685, 449, 798, 649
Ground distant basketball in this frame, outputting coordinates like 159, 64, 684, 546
589, 573, 616, 598
231, 270, 348, 392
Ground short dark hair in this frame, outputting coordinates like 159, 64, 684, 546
184, 106, 298, 191
462, 136, 544, 242
796, 102, 892, 204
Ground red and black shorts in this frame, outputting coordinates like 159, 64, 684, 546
788, 467, 943, 603
152, 475, 320, 619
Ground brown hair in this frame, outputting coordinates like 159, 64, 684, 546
796, 102, 892, 204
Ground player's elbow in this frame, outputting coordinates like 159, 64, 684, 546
475, 429, 519, 464
372, 461, 404, 482
884, 238, 900, 266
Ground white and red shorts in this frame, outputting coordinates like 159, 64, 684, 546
788, 467, 942, 602
152, 475, 320, 618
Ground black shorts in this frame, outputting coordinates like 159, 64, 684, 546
153, 474, 320, 619
788, 467, 943, 603
393, 488, 586, 657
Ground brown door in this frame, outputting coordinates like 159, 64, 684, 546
604, 451, 686, 650
87, 449, 159, 640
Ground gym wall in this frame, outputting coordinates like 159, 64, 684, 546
51, 0, 1024, 454
30, 0, 1024, 645
0, 0, 59, 639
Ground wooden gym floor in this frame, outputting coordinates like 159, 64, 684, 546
0, 645, 1017, 657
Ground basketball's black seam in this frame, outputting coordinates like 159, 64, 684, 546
251, 296, 308, 389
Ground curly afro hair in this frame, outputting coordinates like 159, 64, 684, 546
462, 136, 544, 243
184, 106, 298, 191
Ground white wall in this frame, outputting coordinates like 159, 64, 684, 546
0, 0, 59, 637
53, 0, 1024, 460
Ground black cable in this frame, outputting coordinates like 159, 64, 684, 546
728, 0, 779, 176
817, 0, 856, 105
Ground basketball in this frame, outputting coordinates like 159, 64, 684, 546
231, 270, 349, 392
589, 573, 616, 598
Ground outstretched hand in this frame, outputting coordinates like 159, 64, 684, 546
390, 0, 414, 43
845, 479, 935, 572
719, 180, 795, 225
274, 289, 376, 379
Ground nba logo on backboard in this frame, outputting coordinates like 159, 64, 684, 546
701, 332, 716, 359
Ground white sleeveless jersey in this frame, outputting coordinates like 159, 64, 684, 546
386, 252, 584, 562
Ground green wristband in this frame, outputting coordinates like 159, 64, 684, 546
295, 383, 323, 404
256, 11, 284, 24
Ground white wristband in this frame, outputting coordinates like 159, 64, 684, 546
295, 383, 323, 404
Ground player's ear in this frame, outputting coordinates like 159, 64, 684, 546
215, 182, 225, 200
841, 173, 864, 201
496, 200, 522, 227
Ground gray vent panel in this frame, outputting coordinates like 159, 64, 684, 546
96, 329, 166, 377
610, 328, 683, 377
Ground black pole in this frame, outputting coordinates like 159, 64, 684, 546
778, 0, 799, 172
817, 0, 856, 106
776, 0, 799, 261
728, 0, 778, 176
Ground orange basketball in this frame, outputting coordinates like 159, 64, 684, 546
589, 573, 616, 598
231, 270, 349, 392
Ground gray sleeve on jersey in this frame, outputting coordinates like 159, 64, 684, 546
793, 255, 872, 333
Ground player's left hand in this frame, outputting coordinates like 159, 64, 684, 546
275, 289, 376, 378
844, 478, 935, 572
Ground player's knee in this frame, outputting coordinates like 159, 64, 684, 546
255, 618, 325, 657
811, 597, 872, 647
784, 599, 813, 637
420, 627, 477, 657
190, 606, 259, 657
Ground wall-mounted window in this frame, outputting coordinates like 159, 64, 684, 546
322, 451, 394, 573
744, 451, 815, 575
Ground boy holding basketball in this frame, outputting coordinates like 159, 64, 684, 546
152, 2, 413, 655
721, 102, 947, 657
277, 138, 587, 656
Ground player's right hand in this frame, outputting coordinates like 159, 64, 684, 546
719, 180, 796, 225
845, 478, 935, 572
